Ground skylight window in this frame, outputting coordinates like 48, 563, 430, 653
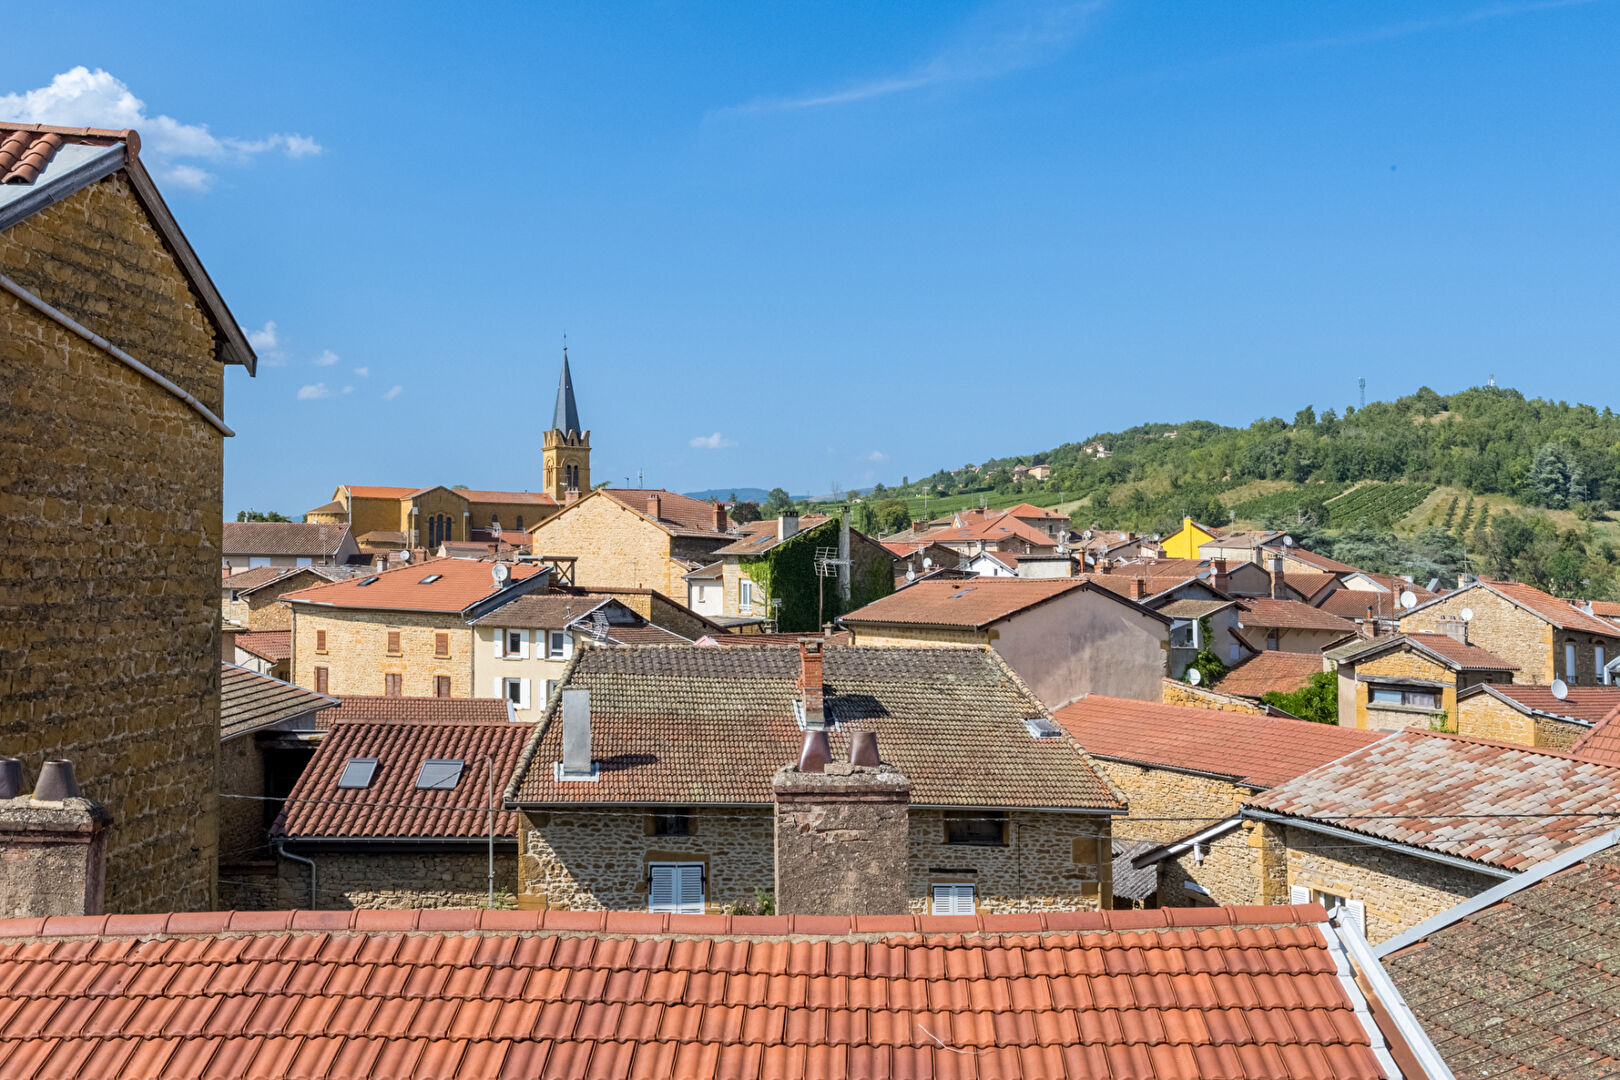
337, 758, 378, 788
1022, 717, 1063, 739
416, 759, 464, 790
419, 574, 442, 584
357, 576, 379, 587
948, 588, 977, 599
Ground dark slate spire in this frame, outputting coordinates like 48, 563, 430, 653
552, 347, 581, 436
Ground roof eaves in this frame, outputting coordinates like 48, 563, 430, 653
0, 140, 125, 234
1242, 807, 1517, 880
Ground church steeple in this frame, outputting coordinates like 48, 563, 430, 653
553, 347, 581, 438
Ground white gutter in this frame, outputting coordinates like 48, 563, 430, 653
0, 273, 234, 436
1328, 919, 1457, 1080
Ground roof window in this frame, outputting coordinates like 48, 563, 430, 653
948, 588, 977, 599
416, 759, 464, 789
1022, 717, 1063, 738
357, 576, 379, 587
337, 758, 378, 788
419, 574, 442, 584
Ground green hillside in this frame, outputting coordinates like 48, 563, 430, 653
855, 385, 1620, 598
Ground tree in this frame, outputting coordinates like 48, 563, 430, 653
729, 501, 762, 524
870, 499, 912, 536
1261, 671, 1338, 724
1527, 443, 1585, 509
236, 510, 290, 522
762, 488, 794, 516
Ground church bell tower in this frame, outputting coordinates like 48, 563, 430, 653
542, 348, 590, 501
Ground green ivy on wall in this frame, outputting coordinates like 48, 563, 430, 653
743, 519, 894, 632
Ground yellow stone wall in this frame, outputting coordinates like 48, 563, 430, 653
1352, 649, 1454, 731
1161, 681, 1265, 714
847, 625, 989, 648
527, 494, 692, 597
1455, 693, 1590, 750
541, 430, 590, 500
292, 607, 474, 697
468, 499, 557, 532
343, 494, 411, 540
0, 175, 223, 912
1402, 590, 1555, 684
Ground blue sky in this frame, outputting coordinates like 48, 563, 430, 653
6, 1, 1618, 515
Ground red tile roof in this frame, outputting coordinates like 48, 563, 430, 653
1316, 589, 1410, 621
0, 904, 1391, 1080
1246, 731, 1620, 871
1589, 600, 1620, 619
1339, 632, 1517, 673
1003, 502, 1070, 520
281, 557, 541, 613
599, 488, 730, 536
221, 565, 295, 591
222, 521, 352, 557
0, 125, 129, 184
841, 577, 1100, 630
711, 515, 832, 557
1238, 598, 1360, 634
233, 630, 292, 663
1212, 651, 1326, 699
459, 489, 558, 505
917, 515, 1059, 550
1280, 572, 1339, 601
509, 646, 1125, 811
1480, 579, 1620, 637
1271, 545, 1359, 574
1055, 695, 1386, 789
277, 698, 522, 841
1572, 707, 1620, 767
1463, 683, 1620, 725
343, 485, 419, 499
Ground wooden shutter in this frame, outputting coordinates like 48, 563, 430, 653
387, 631, 401, 654
386, 673, 402, 697
648, 865, 676, 912
931, 883, 975, 915
1289, 885, 1311, 905
435, 632, 449, 657
435, 676, 451, 698
316, 629, 327, 653
315, 666, 328, 694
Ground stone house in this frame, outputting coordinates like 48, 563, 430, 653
1453, 682, 1620, 751
1055, 695, 1385, 910
1401, 578, 1620, 686
1, 123, 258, 912
1196, 529, 1284, 565
1328, 628, 1517, 732
232, 631, 292, 681
468, 593, 689, 720
1233, 597, 1359, 655
222, 565, 334, 630
1133, 577, 1250, 673
284, 557, 549, 697
526, 488, 735, 600
221, 521, 357, 571
273, 697, 527, 909
695, 514, 894, 633
841, 577, 1171, 707
503, 643, 1125, 915
1210, 649, 1326, 702
216, 664, 336, 907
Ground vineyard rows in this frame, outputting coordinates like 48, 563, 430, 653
1324, 482, 1434, 528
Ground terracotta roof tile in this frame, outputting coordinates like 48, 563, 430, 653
223, 522, 352, 558
1571, 707, 1620, 767
1481, 579, 1620, 637
1280, 572, 1339, 600
841, 578, 1097, 630
1341, 631, 1517, 672
1247, 730, 1620, 870
0, 125, 129, 185
599, 489, 730, 537
219, 664, 336, 740
233, 630, 293, 663
276, 698, 523, 840
1054, 695, 1386, 789
0, 906, 1388, 1080
509, 645, 1125, 811
1268, 545, 1359, 573
1467, 683, 1620, 725
222, 565, 296, 591
1211, 651, 1326, 699
1589, 600, 1620, 620
281, 557, 541, 613
1238, 598, 1360, 634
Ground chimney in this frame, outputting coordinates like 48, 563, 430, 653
647, 493, 662, 521
1210, 557, 1229, 595
714, 502, 728, 534
778, 512, 800, 543
1128, 577, 1147, 600
1366, 605, 1377, 637
558, 689, 596, 780
798, 640, 826, 728
772, 741, 909, 916
1270, 554, 1285, 600
1438, 616, 1469, 645
0, 759, 112, 918
565, 487, 580, 505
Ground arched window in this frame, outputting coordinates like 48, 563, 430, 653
516, 515, 524, 530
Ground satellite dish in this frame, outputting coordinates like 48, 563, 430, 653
1082, 529, 1093, 540
1399, 590, 1417, 610
905, 568, 916, 582
1283, 535, 1296, 548
1084, 554, 1096, 567
491, 563, 510, 585
1552, 679, 1569, 701
1152, 534, 1161, 542
1186, 668, 1202, 686
399, 549, 411, 563
922, 557, 933, 569
1460, 608, 1474, 622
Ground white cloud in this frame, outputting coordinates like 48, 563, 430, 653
247, 321, 279, 350
718, 0, 1105, 115
296, 383, 331, 401
868, 450, 887, 462
314, 350, 339, 366
690, 432, 735, 450
352, 366, 369, 377
341, 386, 354, 394
0, 67, 321, 193
383, 385, 403, 401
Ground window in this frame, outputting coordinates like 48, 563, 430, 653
507, 630, 526, 656
435, 632, 450, 658
416, 759, 464, 789
315, 629, 328, 654
338, 758, 378, 789
435, 675, 451, 698
548, 631, 568, 659
1169, 620, 1196, 649
1297, 885, 1366, 937
652, 811, 693, 836
249, 557, 271, 569
1369, 686, 1439, 709
314, 666, 329, 694
1228, 643, 1241, 663
943, 810, 1007, 846
297, 557, 313, 567
1566, 643, 1578, 683
930, 883, 976, 915
504, 677, 530, 709
1266, 630, 1279, 651
419, 574, 442, 585
358, 576, 379, 587
387, 631, 402, 654
385, 673, 403, 697
648, 863, 705, 914
739, 579, 753, 614
516, 515, 523, 531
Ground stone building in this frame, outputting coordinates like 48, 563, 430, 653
504, 643, 1125, 915
1054, 695, 1385, 909
221, 521, 357, 571
1232, 597, 1359, 655
1401, 578, 1620, 686
1, 123, 258, 911
222, 565, 334, 630
232, 631, 292, 681
1454, 682, 1620, 751
273, 697, 527, 909
1328, 628, 1517, 732
841, 577, 1170, 707
526, 488, 737, 599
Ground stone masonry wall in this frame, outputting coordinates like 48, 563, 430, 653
218, 736, 266, 865
277, 848, 517, 909
0, 177, 222, 913
1354, 649, 1454, 731
1161, 680, 1264, 714
1282, 825, 1499, 944
529, 495, 690, 597
245, 580, 305, 631
904, 810, 1110, 913
293, 608, 473, 697
1402, 590, 1555, 684
1455, 692, 1536, 745
1158, 824, 1266, 907
1093, 760, 1248, 845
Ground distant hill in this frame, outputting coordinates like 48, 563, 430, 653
682, 487, 810, 503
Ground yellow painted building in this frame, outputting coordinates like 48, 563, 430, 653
1161, 516, 1220, 560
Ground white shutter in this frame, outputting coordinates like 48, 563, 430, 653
676, 865, 704, 913
560, 631, 574, 660
516, 629, 530, 660
649, 864, 705, 914
493, 630, 505, 659
518, 679, 531, 711
492, 678, 503, 699
1289, 885, 1311, 905
931, 884, 975, 915
648, 866, 675, 911
1342, 900, 1366, 938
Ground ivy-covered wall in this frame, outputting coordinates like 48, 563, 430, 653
742, 519, 894, 632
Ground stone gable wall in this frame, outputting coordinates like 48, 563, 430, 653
1161, 681, 1265, 714
1092, 760, 1249, 846
528, 496, 688, 596
0, 177, 222, 912
1402, 590, 1554, 684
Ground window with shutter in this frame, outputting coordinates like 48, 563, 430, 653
315, 666, 329, 694
316, 629, 327, 654
930, 883, 976, 915
549, 631, 567, 659
1566, 643, 1578, 682
387, 631, 401, 654
648, 863, 705, 914
1289, 885, 1311, 905
504, 678, 524, 707
385, 673, 402, 697
1342, 899, 1367, 938
435, 633, 449, 657
435, 676, 451, 698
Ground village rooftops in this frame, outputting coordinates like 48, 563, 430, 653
222, 521, 352, 558
279, 556, 544, 614
1237, 598, 1360, 635
840, 577, 1165, 631
1405, 578, 1620, 638
1457, 682, 1620, 727
595, 488, 731, 537
0, 903, 1419, 1080
219, 663, 337, 741
507, 645, 1125, 811
1211, 651, 1327, 699
1261, 543, 1358, 574
710, 514, 832, 557
1054, 695, 1387, 790
1572, 708, 1620, 767
233, 630, 292, 664
1332, 631, 1517, 673
1245, 730, 1620, 875
276, 697, 523, 843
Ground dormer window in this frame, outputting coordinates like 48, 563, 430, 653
358, 576, 379, 587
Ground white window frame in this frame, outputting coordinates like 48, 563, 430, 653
1369, 686, 1439, 710
502, 677, 530, 710
647, 862, 705, 914
739, 578, 753, 614
548, 630, 569, 660
1599, 646, 1607, 681
1566, 643, 1579, 683
930, 883, 976, 915
249, 556, 271, 569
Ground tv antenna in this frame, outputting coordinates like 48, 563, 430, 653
814, 546, 850, 628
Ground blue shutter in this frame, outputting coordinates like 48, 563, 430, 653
649, 863, 705, 914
